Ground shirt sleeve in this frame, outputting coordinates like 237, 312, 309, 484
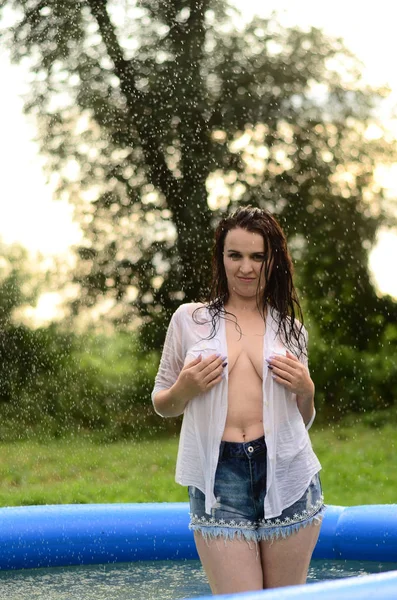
151, 307, 185, 415
305, 408, 316, 430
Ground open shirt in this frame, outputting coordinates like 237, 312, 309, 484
151, 303, 321, 518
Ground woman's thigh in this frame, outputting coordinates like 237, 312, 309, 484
258, 473, 324, 588
195, 520, 321, 593
260, 521, 321, 588
194, 531, 263, 595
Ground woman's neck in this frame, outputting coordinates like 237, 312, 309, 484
224, 294, 266, 317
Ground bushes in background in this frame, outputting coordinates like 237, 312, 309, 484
0, 319, 396, 440
0, 325, 178, 441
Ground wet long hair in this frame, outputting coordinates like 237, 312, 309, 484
193, 205, 307, 358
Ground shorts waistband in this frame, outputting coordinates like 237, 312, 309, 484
219, 436, 266, 459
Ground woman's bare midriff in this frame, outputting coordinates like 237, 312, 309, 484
222, 313, 266, 443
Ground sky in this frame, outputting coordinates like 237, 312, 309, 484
0, 0, 397, 325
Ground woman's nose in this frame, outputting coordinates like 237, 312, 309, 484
239, 259, 253, 273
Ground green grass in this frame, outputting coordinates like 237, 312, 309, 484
0, 424, 395, 507
0, 436, 186, 506
311, 423, 397, 505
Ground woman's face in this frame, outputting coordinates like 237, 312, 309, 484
223, 227, 271, 299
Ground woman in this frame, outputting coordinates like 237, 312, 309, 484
152, 206, 324, 594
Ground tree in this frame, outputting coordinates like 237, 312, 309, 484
0, 242, 60, 413
0, 244, 36, 327
1, 0, 396, 350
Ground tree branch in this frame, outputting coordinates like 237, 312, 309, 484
12, 0, 48, 33
86, 0, 180, 199
85, 0, 141, 98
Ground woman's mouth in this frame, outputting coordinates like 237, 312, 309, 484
238, 277, 255, 282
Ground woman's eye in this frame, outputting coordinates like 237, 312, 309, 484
228, 253, 265, 261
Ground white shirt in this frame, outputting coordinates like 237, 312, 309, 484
151, 302, 321, 518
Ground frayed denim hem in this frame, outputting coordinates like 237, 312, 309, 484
189, 504, 326, 545
256, 504, 326, 543
189, 523, 259, 545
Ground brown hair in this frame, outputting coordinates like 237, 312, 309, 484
194, 205, 307, 357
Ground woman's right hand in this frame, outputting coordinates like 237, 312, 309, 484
173, 353, 226, 403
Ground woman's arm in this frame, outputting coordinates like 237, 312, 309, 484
266, 349, 316, 428
151, 307, 225, 417
153, 354, 225, 417
296, 385, 315, 429
153, 380, 190, 418
151, 309, 185, 416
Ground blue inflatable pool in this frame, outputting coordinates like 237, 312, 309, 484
0, 503, 396, 599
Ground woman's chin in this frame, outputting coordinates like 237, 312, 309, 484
230, 287, 258, 298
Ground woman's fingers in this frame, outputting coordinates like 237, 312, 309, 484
267, 354, 304, 391
182, 354, 225, 393
184, 355, 203, 369
200, 354, 225, 375
271, 372, 293, 389
185, 354, 221, 374
267, 355, 298, 372
207, 373, 224, 389
190, 353, 228, 369
203, 361, 225, 386
270, 366, 294, 382
267, 362, 296, 382
269, 353, 313, 396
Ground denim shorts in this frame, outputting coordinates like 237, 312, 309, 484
188, 436, 325, 543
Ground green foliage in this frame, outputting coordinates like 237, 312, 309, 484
1, 2, 397, 426
0, 327, 178, 441
1, 1, 396, 355
0, 240, 175, 440
64, 331, 169, 439
0, 238, 394, 437
308, 322, 397, 420
0, 244, 39, 323
1, 320, 395, 439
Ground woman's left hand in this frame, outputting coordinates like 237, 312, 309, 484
266, 350, 314, 400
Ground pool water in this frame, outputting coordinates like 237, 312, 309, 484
0, 559, 396, 600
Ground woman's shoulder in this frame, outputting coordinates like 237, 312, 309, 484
174, 302, 207, 319
279, 311, 307, 335
268, 309, 308, 345
293, 318, 308, 338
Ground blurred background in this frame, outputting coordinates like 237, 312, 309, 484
0, 1, 396, 507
